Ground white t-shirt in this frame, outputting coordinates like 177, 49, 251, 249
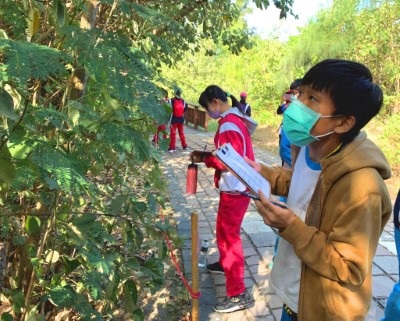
270, 147, 321, 312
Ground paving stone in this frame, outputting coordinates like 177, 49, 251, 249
260, 294, 281, 310
221, 309, 248, 321
246, 299, 271, 317
199, 288, 217, 305
243, 247, 258, 257
372, 275, 396, 297
246, 255, 262, 266
271, 308, 282, 321
373, 256, 399, 275
250, 232, 277, 247
366, 300, 385, 321
375, 243, 396, 256
212, 274, 226, 286
215, 285, 226, 297
372, 263, 385, 276
244, 278, 256, 289
242, 220, 272, 234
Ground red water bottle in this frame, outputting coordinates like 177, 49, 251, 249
186, 161, 198, 194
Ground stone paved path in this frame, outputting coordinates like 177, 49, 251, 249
161, 126, 398, 321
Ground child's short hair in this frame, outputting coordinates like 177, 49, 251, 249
290, 78, 302, 90
302, 59, 383, 144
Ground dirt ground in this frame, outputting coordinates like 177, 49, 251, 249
252, 125, 399, 201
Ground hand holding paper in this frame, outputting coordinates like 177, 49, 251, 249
190, 150, 212, 163
212, 143, 271, 198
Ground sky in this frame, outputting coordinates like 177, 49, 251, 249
244, 0, 333, 41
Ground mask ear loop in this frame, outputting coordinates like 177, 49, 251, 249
315, 115, 346, 139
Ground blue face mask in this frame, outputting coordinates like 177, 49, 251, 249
283, 99, 340, 146
207, 109, 221, 119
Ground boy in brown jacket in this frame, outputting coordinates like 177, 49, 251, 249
247, 59, 392, 320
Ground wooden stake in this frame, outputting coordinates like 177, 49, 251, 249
191, 212, 199, 321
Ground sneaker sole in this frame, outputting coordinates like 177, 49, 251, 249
207, 268, 225, 275
213, 301, 255, 313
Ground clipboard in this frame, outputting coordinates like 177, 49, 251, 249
212, 143, 271, 198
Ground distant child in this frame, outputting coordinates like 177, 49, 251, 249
277, 78, 302, 169
152, 91, 170, 146
191, 85, 258, 313
269, 78, 302, 270
168, 89, 188, 152
239, 91, 252, 117
247, 59, 392, 320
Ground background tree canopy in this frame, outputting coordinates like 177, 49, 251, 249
162, 0, 400, 175
0, 0, 296, 320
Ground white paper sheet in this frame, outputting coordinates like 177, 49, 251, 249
213, 143, 271, 198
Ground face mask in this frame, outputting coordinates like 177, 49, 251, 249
282, 99, 340, 146
207, 109, 221, 119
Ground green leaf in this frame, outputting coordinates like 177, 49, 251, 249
1, 312, 13, 321
0, 87, 18, 120
12, 290, 24, 314
0, 145, 15, 185
12, 235, 26, 246
132, 308, 145, 321
123, 279, 138, 312
25, 216, 41, 235
0, 39, 71, 84
72, 214, 97, 226
60, 256, 81, 275
142, 257, 163, 282
155, 220, 171, 232
109, 194, 128, 215
48, 286, 102, 320
54, 0, 65, 27
131, 201, 147, 213
8, 137, 37, 159
105, 270, 120, 302
82, 250, 114, 274
126, 257, 140, 270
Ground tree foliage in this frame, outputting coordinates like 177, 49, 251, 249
163, 0, 400, 174
0, 0, 295, 320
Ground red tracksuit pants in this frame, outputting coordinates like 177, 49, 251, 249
169, 122, 187, 149
217, 192, 250, 296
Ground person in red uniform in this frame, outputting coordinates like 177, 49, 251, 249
152, 92, 170, 146
191, 85, 258, 313
168, 89, 188, 152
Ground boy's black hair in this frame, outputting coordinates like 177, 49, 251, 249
302, 59, 383, 144
198, 85, 243, 114
290, 78, 302, 90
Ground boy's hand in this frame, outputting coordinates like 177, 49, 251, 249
244, 156, 262, 173
255, 190, 296, 231
190, 152, 203, 163
190, 150, 212, 163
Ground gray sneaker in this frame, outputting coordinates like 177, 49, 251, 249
213, 289, 255, 313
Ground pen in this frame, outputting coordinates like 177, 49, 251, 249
239, 192, 288, 209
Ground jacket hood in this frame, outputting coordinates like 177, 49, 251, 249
221, 107, 258, 135
320, 131, 391, 185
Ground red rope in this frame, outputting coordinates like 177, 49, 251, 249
160, 210, 201, 299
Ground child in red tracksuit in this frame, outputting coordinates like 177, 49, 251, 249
191, 85, 258, 313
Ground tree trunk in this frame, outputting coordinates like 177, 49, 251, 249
69, 1, 100, 101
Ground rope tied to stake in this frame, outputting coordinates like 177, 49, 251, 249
160, 209, 201, 299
